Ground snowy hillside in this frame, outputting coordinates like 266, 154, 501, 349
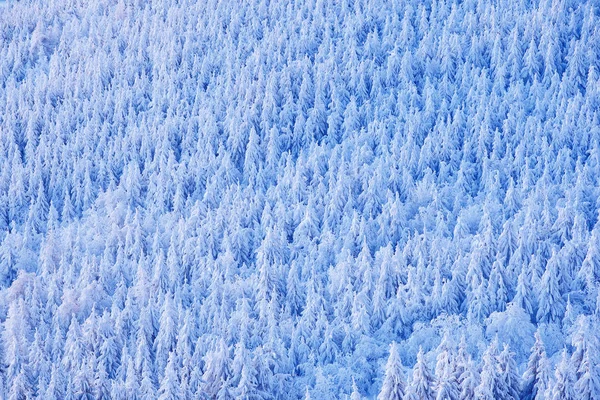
0, 0, 599, 398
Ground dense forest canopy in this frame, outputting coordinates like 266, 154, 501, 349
0, 0, 599, 398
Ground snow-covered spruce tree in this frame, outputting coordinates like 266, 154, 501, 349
158, 352, 182, 400
377, 342, 405, 400
574, 344, 600, 400
497, 344, 520, 400
474, 339, 501, 400
536, 250, 565, 324
405, 348, 435, 400
350, 378, 362, 400
521, 332, 552, 400
551, 349, 576, 400
434, 334, 459, 400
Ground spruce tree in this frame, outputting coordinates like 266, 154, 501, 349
474, 340, 501, 400
377, 342, 406, 400
405, 348, 435, 400
158, 352, 182, 400
522, 332, 551, 400
551, 349, 576, 400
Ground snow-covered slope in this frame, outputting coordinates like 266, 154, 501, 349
0, 0, 599, 398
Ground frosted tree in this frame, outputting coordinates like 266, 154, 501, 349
458, 357, 479, 400
350, 378, 362, 400
522, 332, 551, 400
9, 366, 30, 400
405, 348, 435, 400
125, 359, 140, 400
536, 252, 564, 324
551, 349, 576, 400
231, 339, 251, 388
155, 293, 179, 375
235, 361, 265, 400
158, 352, 182, 400
498, 219, 518, 265
94, 362, 112, 400
62, 316, 86, 373
577, 230, 600, 294
474, 339, 501, 400
202, 339, 231, 397
488, 261, 508, 312
513, 268, 535, 319
574, 345, 600, 400
377, 342, 405, 400
73, 360, 95, 400
139, 362, 157, 400
467, 278, 491, 323
434, 334, 459, 400
498, 344, 520, 400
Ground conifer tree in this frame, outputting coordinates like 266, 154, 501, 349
350, 378, 362, 400
377, 342, 405, 400
522, 332, 551, 400
202, 339, 230, 397
73, 361, 95, 400
235, 361, 264, 400
405, 348, 435, 400
513, 268, 535, 319
435, 334, 459, 400
536, 252, 564, 324
475, 339, 501, 400
574, 345, 600, 400
139, 362, 157, 400
458, 356, 479, 400
158, 352, 182, 400
498, 344, 520, 400
94, 363, 112, 400
551, 349, 576, 400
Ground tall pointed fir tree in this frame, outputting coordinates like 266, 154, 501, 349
405, 348, 435, 400
536, 251, 565, 324
574, 344, 600, 400
202, 339, 230, 397
474, 339, 501, 400
498, 344, 520, 400
158, 352, 182, 400
377, 342, 406, 400
434, 334, 459, 400
551, 349, 576, 400
350, 378, 362, 400
522, 331, 551, 400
